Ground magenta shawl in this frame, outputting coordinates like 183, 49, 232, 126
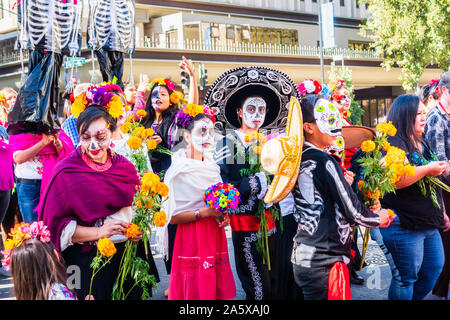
38, 147, 140, 252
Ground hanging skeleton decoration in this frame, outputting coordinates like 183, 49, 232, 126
87, 0, 135, 88
8, 0, 82, 135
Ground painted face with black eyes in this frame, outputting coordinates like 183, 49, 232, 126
80, 118, 112, 163
186, 118, 215, 154
240, 97, 267, 129
151, 85, 171, 112
314, 98, 342, 137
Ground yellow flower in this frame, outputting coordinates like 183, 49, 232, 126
153, 210, 167, 227
127, 136, 143, 149
141, 128, 155, 139
131, 126, 145, 137
385, 146, 406, 166
125, 223, 140, 239
146, 139, 157, 150
71, 93, 87, 118
376, 121, 397, 136
106, 95, 124, 118
183, 104, 204, 117
170, 90, 185, 105
158, 182, 169, 197
403, 164, 415, 177
120, 122, 131, 134
127, 115, 136, 123
97, 238, 117, 258
387, 209, 395, 217
3, 238, 15, 251
382, 140, 391, 151
361, 140, 375, 153
136, 109, 147, 118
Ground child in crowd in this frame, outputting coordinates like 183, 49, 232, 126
3, 222, 76, 300
291, 94, 394, 300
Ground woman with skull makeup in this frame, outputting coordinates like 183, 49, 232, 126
156, 104, 236, 300
136, 57, 199, 177
38, 84, 159, 300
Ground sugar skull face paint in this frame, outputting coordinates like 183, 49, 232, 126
332, 88, 351, 113
189, 118, 215, 153
151, 85, 171, 112
80, 118, 112, 163
314, 98, 342, 137
241, 97, 267, 129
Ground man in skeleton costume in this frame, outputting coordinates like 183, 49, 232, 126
87, 0, 135, 90
206, 66, 298, 300
8, 0, 82, 135
291, 94, 394, 300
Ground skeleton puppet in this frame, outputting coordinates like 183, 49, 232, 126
87, 0, 135, 89
8, 0, 82, 135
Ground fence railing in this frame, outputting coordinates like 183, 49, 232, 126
0, 38, 380, 66
143, 36, 380, 59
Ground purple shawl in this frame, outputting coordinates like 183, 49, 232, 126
38, 147, 140, 252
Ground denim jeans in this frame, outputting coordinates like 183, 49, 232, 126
379, 217, 444, 300
16, 180, 41, 223
370, 228, 401, 281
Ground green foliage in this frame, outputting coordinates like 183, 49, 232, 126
359, 0, 450, 91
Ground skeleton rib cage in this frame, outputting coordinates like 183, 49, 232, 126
87, 0, 135, 53
18, 0, 82, 56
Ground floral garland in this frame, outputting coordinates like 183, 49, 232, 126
297, 79, 322, 97
327, 79, 346, 93
175, 103, 216, 128
148, 78, 176, 92
1, 221, 51, 270
71, 81, 125, 119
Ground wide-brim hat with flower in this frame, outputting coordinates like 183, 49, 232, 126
261, 96, 303, 203
203, 66, 300, 134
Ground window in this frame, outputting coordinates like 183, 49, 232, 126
358, 98, 394, 128
340, 0, 345, 6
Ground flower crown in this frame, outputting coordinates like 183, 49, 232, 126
175, 104, 216, 128
0, 93, 6, 104
297, 79, 322, 97
1, 221, 51, 270
149, 78, 187, 105
428, 79, 439, 86
328, 79, 346, 93
71, 81, 126, 119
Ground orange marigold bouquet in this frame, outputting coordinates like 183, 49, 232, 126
356, 121, 414, 270
112, 172, 168, 300
120, 110, 171, 174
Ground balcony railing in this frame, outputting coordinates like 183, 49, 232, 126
142, 36, 380, 59
0, 38, 380, 67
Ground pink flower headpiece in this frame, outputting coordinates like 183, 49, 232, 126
297, 79, 322, 97
1, 221, 51, 270
428, 79, 439, 86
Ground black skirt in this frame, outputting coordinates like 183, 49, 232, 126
62, 240, 160, 300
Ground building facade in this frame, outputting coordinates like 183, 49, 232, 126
0, 0, 443, 127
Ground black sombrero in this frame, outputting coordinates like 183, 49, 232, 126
204, 66, 300, 134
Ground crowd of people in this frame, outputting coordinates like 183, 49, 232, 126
0, 60, 449, 301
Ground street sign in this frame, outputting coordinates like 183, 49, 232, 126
64, 57, 86, 69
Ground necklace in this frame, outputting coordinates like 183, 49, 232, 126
81, 152, 112, 172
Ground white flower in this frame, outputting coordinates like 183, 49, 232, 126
303, 80, 316, 93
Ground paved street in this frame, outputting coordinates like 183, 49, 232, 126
0, 226, 441, 300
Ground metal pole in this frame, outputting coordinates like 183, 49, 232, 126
318, 0, 325, 85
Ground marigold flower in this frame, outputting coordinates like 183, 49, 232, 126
141, 128, 155, 139
146, 139, 157, 150
127, 136, 143, 150
385, 146, 406, 166
357, 180, 364, 190
158, 182, 169, 197
253, 145, 262, 154
387, 209, 395, 217
376, 121, 397, 136
97, 238, 117, 258
153, 210, 167, 227
125, 223, 140, 239
131, 126, 145, 137
120, 122, 131, 134
106, 95, 124, 118
71, 93, 87, 118
361, 140, 375, 153
382, 140, 391, 151
136, 109, 147, 118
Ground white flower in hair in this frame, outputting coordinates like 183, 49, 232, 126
303, 80, 316, 93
